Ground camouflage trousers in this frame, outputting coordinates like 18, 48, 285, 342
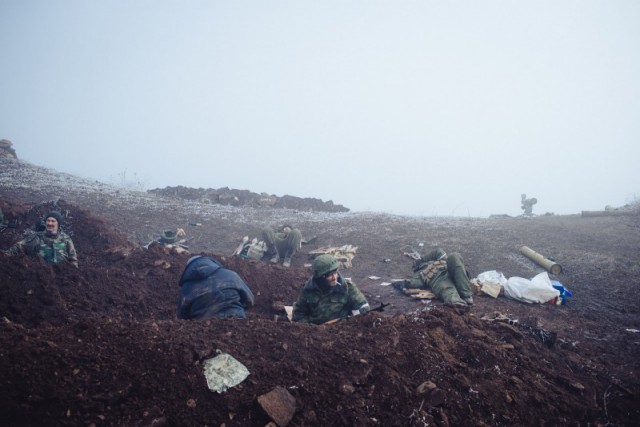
410, 253, 473, 304
262, 228, 302, 258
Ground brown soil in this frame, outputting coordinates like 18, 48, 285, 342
0, 158, 639, 426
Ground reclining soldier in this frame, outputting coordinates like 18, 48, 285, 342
394, 248, 474, 307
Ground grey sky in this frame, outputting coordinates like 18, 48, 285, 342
1, 1, 638, 217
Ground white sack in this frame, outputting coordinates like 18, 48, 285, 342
503, 272, 560, 304
476, 270, 508, 286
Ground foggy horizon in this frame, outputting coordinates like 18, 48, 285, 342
1, 1, 638, 218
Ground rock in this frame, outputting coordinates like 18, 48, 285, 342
427, 388, 446, 407
416, 380, 437, 395
339, 383, 356, 395
0, 139, 17, 159
257, 386, 296, 426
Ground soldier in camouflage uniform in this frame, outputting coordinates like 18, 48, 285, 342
396, 248, 473, 307
3, 211, 78, 268
262, 225, 302, 268
292, 254, 370, 324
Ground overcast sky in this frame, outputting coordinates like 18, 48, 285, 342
1, 1, 638, 217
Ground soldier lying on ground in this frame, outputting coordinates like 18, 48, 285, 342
394, 248, 474, 307
3, 210, 79, 268
292, 254, 370, 324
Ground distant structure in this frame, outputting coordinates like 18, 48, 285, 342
521, 193, 537, 216
0, 139, 18, 159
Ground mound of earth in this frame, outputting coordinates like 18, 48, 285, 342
148, 185, 350, 213
0, 157, 639, 426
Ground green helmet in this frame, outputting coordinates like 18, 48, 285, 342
312, 254, 339, 278
160, 230, 177, 243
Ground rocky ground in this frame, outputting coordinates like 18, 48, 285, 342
0, 157, 639, 426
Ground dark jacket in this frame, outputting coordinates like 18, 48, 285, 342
177, 257, 255, 320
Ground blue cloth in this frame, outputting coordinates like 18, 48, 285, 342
177, 256, 255, 320
550, 280, 573, 304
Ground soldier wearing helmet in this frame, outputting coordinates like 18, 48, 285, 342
292, 254, 369, 324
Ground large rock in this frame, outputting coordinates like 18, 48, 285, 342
0, 139, 17, 159
257, 386, 296, 426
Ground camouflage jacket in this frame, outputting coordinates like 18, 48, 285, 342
292, 274, 370, 324
411, 248, 448, 287
5, 230, 78, 267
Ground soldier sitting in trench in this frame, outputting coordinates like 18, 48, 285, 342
292, 254, 370, 324
3, 211, 79, 268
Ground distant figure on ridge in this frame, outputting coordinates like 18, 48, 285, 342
3, 211, 78, 268
177, 256, 255, 320
262, 224, 302, 268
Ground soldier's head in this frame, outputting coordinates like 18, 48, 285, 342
160, 230, 177, 243
312, 254, 340, 286
281, 225, 293, 236
44, 211, 62, 234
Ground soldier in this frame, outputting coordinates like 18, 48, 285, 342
394, 248, 473, 307
262, 224, 302, 268
292, 254, 370, 324
3, 211, 78, 268
177, 256, 255, 320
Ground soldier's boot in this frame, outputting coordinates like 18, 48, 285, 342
393, 280, 409, 290
282, 250, 294, 267
270, 253, 280, 264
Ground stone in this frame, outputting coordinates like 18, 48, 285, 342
257, 386, 296, 427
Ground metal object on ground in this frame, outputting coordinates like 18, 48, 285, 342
518, 246, 562, 275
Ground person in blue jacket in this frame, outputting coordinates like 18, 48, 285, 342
177, 256, 255, 320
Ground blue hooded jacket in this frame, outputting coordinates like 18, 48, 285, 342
177, 256, 255, 320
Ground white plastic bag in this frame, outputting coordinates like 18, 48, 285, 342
503, 272, 560, 304
477, 270, 508, 286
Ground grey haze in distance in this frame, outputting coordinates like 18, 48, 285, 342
1, 1, 638, 217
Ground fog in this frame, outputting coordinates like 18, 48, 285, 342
1, 1, 638, 217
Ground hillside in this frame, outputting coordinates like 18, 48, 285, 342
1, 156, 639, 426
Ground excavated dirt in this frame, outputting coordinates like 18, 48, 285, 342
0, 157, 639, 426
